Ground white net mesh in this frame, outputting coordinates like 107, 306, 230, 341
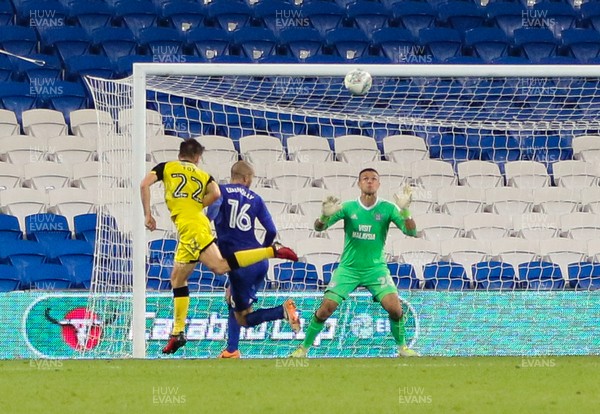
82, 65, 600, 358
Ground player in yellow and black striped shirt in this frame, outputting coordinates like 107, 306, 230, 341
141, 139, 298, 354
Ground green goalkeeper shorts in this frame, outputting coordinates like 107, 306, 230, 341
324, 265, 397, 305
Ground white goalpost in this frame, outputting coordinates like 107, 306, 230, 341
83, 64, 600, 359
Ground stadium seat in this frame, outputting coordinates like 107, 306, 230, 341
139, 27, 185, 58
194, 135, 238, 165
41, 26, 91, 62
551, 160, 600, 189
92, 27, 138, 66
504, 160, 550, 189
362, 161, 411, 197
392, 238, 438, 281
22, 109, 68, 139
391, 1, 435, 39
581, 187, 600, 214
324, 28, 370, 61
47, 187, 96, 228
161, 1, 206, 33
45, 238, 94, 284
0, 1, 13, 26
265, 161, 313, 190
0, 109, 20, 137
0, 55, 12, 82
13, 53, 62, 84
207, 0, 252, 32
0, 25, 38, 56
22, 162, 71, 191
118, 108, 164, 137
44, 82, 89, 123
561, 28, 600, 63
273, 262, 320, 290
472, 261, 517, 291
438, 2, 485, 32
532, 187, 580, 215
441, 237, 489, 279
334, 135, 380, 164
423, 261, 470, 290
347, 1, 389, 34
69, 2, 114, 36
148, 238, 176, 265
23, 263, 74, 290
582, 1, 600, 32
64, 55, 115, 83
487, 2, 527, 39
490, 237, 540, 272
47, 135, 96, 164
0, 188, 47, 228
419, 27, 462, 62
540, 238, 587, 279
300, 1, 345, 37
239, 134, 285, 164
186, 27, 231, 61
17, 0, 67, 31
273, 213, 313, 246
0, 162, 22, 190
189, 264, 226, 292
25, 213, 71, 244
463, 213, 511, 241
560, 212, 600, 241
0, 83, 38, 121
296, 237, 341, 280
457, 160, 503, 189
567, 262, 600, 290
382, 134, 428, 164
253, 0, 298, 34
518, 261, 564, 290
436, 186, 486, 216
232, 27, 278, 62
532, 1, 576, 38
73, 213, 98, 243
486, 187, 534, 216
0, 265, 20, 292
277, 27, 323, 61
0, 135, 46, 164
464, 28, 510, 63
0, 239, 47, 271
513, 28, 558, 63
411, 159, 456, 191
290, 187, 330, 218
147, 135, 181, 164
253, 187, 291, 215
0, 214, 22, 242
114, 1, 159, 39
70, 109, 115, 140
414, 213, 462, 242
388, 262, 420, 290
513, 213, 559, 241
287, 135, 333, 163
312, 162, 356, 191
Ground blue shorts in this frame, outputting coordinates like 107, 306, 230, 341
228, 260, 269, 312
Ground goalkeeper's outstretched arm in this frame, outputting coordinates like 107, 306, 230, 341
394, 185, 417, 237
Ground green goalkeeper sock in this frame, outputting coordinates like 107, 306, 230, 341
390, 316, 407, 347
301, 314, 326, 349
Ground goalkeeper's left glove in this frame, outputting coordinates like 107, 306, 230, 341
394, 185, 413, 219
320, 195, 341, 222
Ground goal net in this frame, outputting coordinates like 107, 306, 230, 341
83, 64, 600, 358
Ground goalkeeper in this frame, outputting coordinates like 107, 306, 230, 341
290, 168, 419, 358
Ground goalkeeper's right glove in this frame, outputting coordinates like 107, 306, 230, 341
393, 185, 413, 219
320, 195, 341, 222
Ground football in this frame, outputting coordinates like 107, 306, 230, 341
344, 68, 372, 96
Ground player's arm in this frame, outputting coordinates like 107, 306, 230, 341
392, 185, 417, 237
140, 164, 163, 231
202, 178, 221, 208
256, 199, 277, 246
314, 196, 343, 232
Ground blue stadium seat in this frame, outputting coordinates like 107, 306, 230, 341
464, 27, 510, 63
423, 261, 470, 290
371, 28, 416, 63
301, 1, 346, 36
472, 261, 517, 291
321, 261, 339, 287
388, 263, 420, 290
44, 81, 88, 123
0, 26, 38, 56
92, 27, 138, 66
260, 54, 300, 63
68, 261, 93, 289
568, 262, 600, 290
491, 56, 531, 64
13, 53, 61, 83
419, 27, 462, 62
138, 27, 185, 58
278, 27, 323, 61
0, 240, 46, 271
561, 28, 600, 63
273, 262, 320, 290
64, 55, 115, 83
0, 214, 22, 242
0, 265, 20, 292
207, 0, 253, 33
0, 55, 12, 82
160, 1, 206, 33
0, 1, 13, 26
147, 263, 171, 290
116, 54, 154, 77
0, 82, 38, 122
23, 263, 73, 290
354, 55, 393, 64
438, 2, 485, 32
519, 261, 565, 290
487, 2, 527, 39
148, 238, 176, 265
186, 27, 232, 61
74, 213, 99, 243
531, 1, 576, 38
513, 27, 558, 63
46, 239, 94, 288
69, 2, 114, 36
347, 1, 389, 35
189, 263, 226, 291
253, 0, 300, 34
233, 27, 278, 62
391, 1, 435, 39
114, 1, 159, 39
25, 213, 71, 244
210, 54, 252, 63
325, 27, 370, 61
41, 26, 91, 62
582, 2, 600, 33
445, 56, 485, 64
18, 0, 68, 36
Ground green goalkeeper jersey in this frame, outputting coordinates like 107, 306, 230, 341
320, 198, 414, 271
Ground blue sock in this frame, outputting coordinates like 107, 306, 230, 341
226, 305, 240, 353
245, 305, 284, 327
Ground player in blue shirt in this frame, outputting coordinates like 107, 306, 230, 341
207, 160, 300, 358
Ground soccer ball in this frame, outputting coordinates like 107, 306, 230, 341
344, 69, 372, 96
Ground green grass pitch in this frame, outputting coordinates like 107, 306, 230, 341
1, 357, 598, 414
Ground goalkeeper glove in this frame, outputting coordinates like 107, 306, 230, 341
320, 195, 341, 222
394, 185, 413, 219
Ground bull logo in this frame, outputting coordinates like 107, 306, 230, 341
44, 307, 106, 350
